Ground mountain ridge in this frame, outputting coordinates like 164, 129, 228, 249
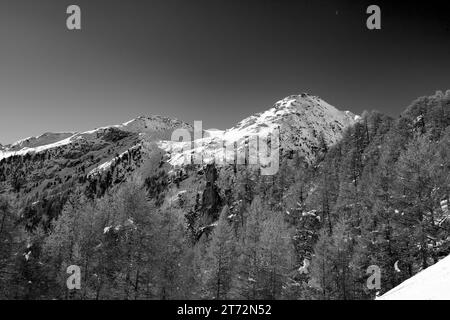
159, 93, 359, 168
0, 93, 358, 166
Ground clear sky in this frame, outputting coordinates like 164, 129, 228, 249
0, 0, 449, 144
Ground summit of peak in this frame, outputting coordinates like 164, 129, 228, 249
230, 93, 359, 132
159, 93, 360, 168
274, 93, 325, 107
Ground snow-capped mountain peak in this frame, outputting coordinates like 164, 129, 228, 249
159, 93, 359, 168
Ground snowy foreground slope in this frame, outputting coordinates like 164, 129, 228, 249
378, 255, 450, 300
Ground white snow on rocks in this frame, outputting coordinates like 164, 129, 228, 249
87, 144, 142, 177
158, 93, 358, 168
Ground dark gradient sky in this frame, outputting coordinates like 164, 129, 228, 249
0, 0, 449, 144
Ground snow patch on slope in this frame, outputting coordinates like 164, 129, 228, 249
9, 132, 75, 150
88, 144, 142, 177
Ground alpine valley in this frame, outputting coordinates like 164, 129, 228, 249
0, 91, 449, 300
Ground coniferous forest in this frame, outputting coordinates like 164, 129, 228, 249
0, 91, 449, 300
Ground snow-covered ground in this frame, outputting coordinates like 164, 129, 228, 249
378, 255, 450, 300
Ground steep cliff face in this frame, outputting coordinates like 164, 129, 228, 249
200, 163, 222, 224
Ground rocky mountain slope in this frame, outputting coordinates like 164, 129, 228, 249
160, 93, 358, 169
0, 116, 191, 228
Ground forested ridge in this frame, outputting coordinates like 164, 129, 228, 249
0, 91, 449, 299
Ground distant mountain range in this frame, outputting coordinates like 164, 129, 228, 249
0, 93, 357, 206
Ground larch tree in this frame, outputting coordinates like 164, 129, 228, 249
203, 205, 236, 299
